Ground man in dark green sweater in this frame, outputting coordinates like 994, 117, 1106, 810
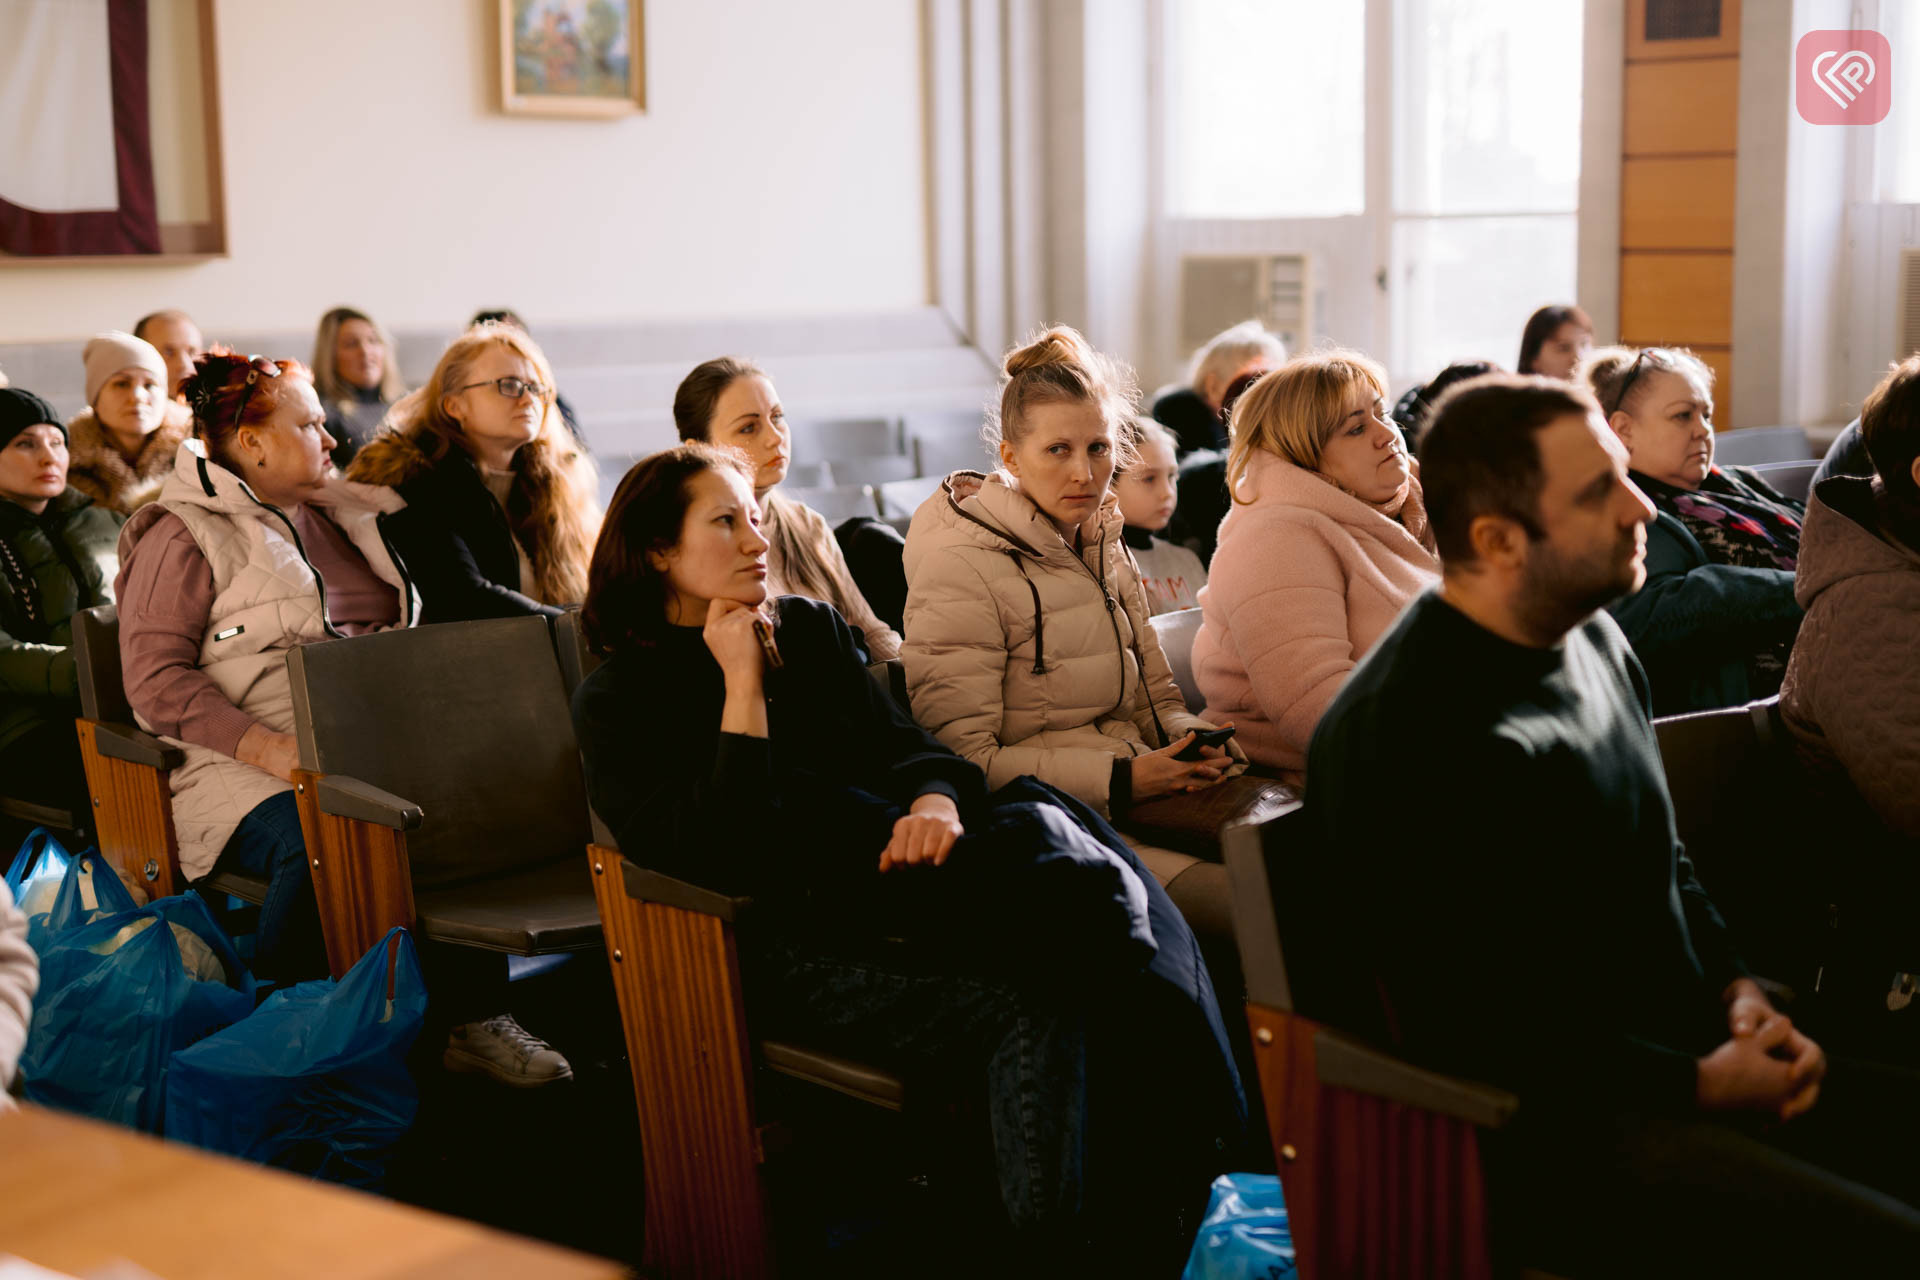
1309, 375, 1920, 1274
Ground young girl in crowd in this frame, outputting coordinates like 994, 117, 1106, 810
1115, 418, 1207, 615
65, 332, 192, 516
1192, 350, 1440, 786
671, 357, 902, 660
348, 322, 597, 624
1516, 303, 1593, 380
570, 442, 1246, 1272
0, 388, 121, 816
902, 326, 1242, 821
1584, 346, 1804, 713
312, 307, 408, 468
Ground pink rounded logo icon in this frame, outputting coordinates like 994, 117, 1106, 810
1797, 30, 1891, 125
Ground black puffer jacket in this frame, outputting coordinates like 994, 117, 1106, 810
346, 432, 559, 624
0, 488, 120, 753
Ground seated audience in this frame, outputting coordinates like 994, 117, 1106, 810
0, 878, 31, 1112
1812, 414, 1872, 488
116, 349, 413, 981
571, 443, 1246, 1270
1515, 303, 1592, 379
1191, 350, 1439, 784
1116, 418, 1207, 614
313, 306, 407, 468
1584, 346, 1804, 713
0, 388, 120, 814
833, 514, 910, 635
348, 322, 597, 623
66, 332, 191, 516
1310, 372, 1920, 1275
132, 309, 206, 401
671, 357, 901, 660
1152, 320, 1286, 456
903, 326, 1242, 822
469, 310, 587, 446
1390, 359, 1500, 447
1782, 355, 1920, 839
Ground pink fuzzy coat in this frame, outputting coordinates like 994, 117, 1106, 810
1192, 449, 1440, 783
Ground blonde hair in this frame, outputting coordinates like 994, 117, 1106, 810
1581, 345, 1714, 420
355, 322, 596, 606
1226, 348, 1388, 500
1188, 320, 1287, 402
988, 325, 1140, 469
1119, 415, 1179, 471
311, 307, 408, 408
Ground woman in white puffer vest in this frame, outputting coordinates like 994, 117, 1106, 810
113, 350, 570, 1088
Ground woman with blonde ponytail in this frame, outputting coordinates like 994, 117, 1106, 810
901, 325, 1244, 822
348, 322, 597, 623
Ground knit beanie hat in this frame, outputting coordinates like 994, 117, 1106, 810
0, 387, 66, 452
83, 331, 167, 408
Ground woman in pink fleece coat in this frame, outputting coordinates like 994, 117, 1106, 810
1192, 350, 1440, 784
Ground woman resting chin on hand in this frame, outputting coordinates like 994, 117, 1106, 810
570, 442, 1251, 1266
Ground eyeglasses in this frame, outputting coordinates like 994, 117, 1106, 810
229, 355, 282, 435
1609, 349, 1652, 417
455, 376, 550, 402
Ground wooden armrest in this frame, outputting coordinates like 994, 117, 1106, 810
620, 859, 752, 923
313, 775, 423, 831
1313, 1028, 1519, 1130
91, 722, 184, 770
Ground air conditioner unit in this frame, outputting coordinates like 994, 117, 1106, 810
1900, 248, 1920, 362
1178, 253, 1313, 357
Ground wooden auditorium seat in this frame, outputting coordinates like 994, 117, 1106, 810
284, 616, 600, 979
70, 604, 266, 905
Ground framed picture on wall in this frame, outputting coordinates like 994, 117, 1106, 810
500, 0, 646, 117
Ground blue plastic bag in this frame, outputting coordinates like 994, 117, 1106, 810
1182, 1173, 1296, 1279
164, 927, 427, 1188
19, 891, 255, 1131
5, 827, 79, 923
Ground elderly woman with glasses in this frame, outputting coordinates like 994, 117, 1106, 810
1583, 346, 1805, 714
347, 322, 599, 623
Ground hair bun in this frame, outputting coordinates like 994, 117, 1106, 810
1003, 325, 1093, 379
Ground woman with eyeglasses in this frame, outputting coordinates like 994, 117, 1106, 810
115, 348, 416, 981
1584, 346, 1805, 714
312, 308, 408, 470
347, 322, 598, 624
1191, 350, 1440, 786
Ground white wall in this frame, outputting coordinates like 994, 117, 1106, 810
0, 0, 929, 342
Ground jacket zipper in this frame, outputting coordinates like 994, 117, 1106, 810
375, 512, 417, 627
250, 495, 345, 640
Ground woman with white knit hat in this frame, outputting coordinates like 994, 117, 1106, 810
66, 331, 192, 516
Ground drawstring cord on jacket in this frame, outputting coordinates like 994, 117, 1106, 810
1007, 549, 1046, 675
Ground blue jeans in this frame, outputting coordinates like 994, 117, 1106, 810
210, 790, 327, 981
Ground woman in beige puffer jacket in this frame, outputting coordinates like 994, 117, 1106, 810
902, 327, 1243, 820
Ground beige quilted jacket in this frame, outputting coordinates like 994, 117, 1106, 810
1781, 476, 1920, 838
901, 471, 1237, 816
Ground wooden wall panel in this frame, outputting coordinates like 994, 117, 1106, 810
1623, 60, 1740, 155
1621, 157, 1737, 249
1621, 254, 1735, 346
1626, 0, 1741, 61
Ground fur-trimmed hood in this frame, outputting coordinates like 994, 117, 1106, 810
341, 427, 437, 489
65, 402, 193, 516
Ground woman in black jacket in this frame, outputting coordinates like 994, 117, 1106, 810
0, 388, 121, 815
347, 322, 598, 622
570, 443, 1247, 1275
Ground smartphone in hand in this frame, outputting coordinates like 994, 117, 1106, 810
1173, 725, 1235, 761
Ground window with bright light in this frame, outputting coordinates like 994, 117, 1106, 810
1391, 0, 1584, 379
1875, 2, 1920, 203
1164, 0, 1366, 218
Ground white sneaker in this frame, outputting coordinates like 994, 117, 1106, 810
442, 1014, 573, 1088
